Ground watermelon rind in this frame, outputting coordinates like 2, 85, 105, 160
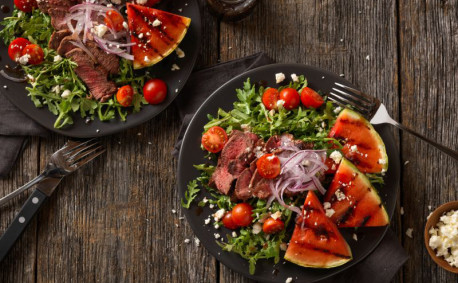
330, 108, 388, 173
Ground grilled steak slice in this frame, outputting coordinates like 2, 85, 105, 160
37, 0, 79, 13
250, 170, 272, 199
49, 29, 72, 50
86, 41, 120, 75
209, 131, 259, 195
48, 7, 68, 30
65, 48, 117, 102
57, 35, 78, 56
234, 161, 257, 201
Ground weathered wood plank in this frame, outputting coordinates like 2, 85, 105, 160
398, 0, 458, 282
219, 0, 400, 282
0, 137, 39, 283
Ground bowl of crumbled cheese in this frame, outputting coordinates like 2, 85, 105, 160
424, 201, 458, 273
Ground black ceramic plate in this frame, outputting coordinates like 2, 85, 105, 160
178, 64, 400, 283
0, 0, 201, 138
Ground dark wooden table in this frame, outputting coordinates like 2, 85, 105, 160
1, 1, 457, 282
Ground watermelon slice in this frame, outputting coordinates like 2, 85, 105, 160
328, 108, 388, 173
126, 3, 191, 69
284, 191, 352, 268
324, 158, 389, 227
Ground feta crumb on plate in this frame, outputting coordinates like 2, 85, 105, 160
285, 277, 293, 283
275, 73, 286, 84
329, 151, 343, 164
291, 73, 299, 82
405, 228, 413, 238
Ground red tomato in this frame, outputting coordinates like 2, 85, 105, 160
324, 158, 337, 174
279, 88, 300, 110
105, 10, 125, 32
256, 154, 281, 179
8, 38, 31, 62
21, 44, 44, 65
116, 85, 134, 107
262, 218, 285, 234
262, 88, 279, 110
143, 79, 167, 104
222, 212, 239, 230
231, 203, 253, 227
301, 87, 324, 108
201, 126, 228, 153
14, 0, 38, 13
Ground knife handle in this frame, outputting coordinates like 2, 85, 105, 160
0, 189, 48, 262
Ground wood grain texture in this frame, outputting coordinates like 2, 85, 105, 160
398, 0, 458, 282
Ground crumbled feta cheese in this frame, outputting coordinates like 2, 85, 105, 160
209, 204, 214, 209
252, 223, 262, 234
321, 121, 326, 128
335, 189, 346, 201
276, 99, 285, 108
184, 238, 190, 244
213, 209, 226, 221
428, 209, 458, 267
285, 277, 293, 283
171, 209, 176, 214
378, 158, 386, 165
241, 124, 251, 131
176, 47, 185, 58
61, 90, 72, 99
406, 228, 413, 238
302, 160, 310, 166
271, 211, 282, 220
291, 73, 299, 82
275, 72, 286, 84
329, 151, 343, 164
107, 3, 113, 8
54, 55, 62, 62
111, 0, 122, 4
350, 145, 358, 152
400, 207, 404, 215
93, 24, 108, 37
195, 237, 200, 246
122, 21, 128, 29
323, 202, 331, 210
152, 19, 162, 27
352, 233, 358, 241
333, 106, 342, 114
269, 109, 276, 116
280, 242, 288, 251
204, 218, 211, 225
52, 85, 61, 94
214, 224, 220, 229
232, 231, 237, 238
428, 205, 432, 210
325, 208, 335, 218
136, 0, 148, 4
202, 197, 208, 203
18, 54, 30, 65
171, 64, 180, 71
214, 233, 221, 239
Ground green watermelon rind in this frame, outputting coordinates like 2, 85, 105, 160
335, 158, 390, 226
335, 108, 389, 172
284, 250, 352, 269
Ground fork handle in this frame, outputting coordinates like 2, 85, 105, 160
0, 174, 45, 207
0, 189, 48, 262
392, 122, 458, 160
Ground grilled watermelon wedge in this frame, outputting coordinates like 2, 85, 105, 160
126, 3, 191, 69
328, 108, 388, 173
324, 158, 390, 227
284, 191, 352, 268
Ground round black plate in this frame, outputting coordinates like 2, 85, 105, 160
178, 64, 400, 283
0, 0, 201, 138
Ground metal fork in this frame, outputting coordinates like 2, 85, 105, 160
0, 139, 105, 207
329, 83, 458, 160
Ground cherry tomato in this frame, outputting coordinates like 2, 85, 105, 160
262, 88, 279, 110
8, 38, 31, 62
116, 85, 134, 107
256, 154, 281, 179
143, 78, 167, 104
279, 88, 300, 110
231, 203, 253, 227
300, 87, 324, 108
21, 44, 44, 65
201, 126, 228, 153
262, 218, 285, 234
14, 0, 38, 13
324, 158, 338, 174
222, 212, 239, 230
105, 10, 125, 32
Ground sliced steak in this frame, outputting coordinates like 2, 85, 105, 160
234, 161, 257, 201
250, 170, 272, 199
37, 0, 79, 13
65, 48, 117, 102
49, 29, 72, 50
48, 7, 68, 30
86, 41, 120, 75
57, 35, 78, 56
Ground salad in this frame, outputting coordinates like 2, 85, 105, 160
182, 73, 390, 274
0, 0, 190, 128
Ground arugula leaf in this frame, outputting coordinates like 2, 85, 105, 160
181, 180, 200, 209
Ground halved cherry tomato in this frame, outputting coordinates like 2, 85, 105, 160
262, 88, 279, 110
222, 212, 239, 230
116, 85, 134, 107
21, 44, 44, 65
143, 78, 167, 104
105, 10, 125, 32
231, 203, 253, 227
262, 218, 285, 234
301, 87, 324, 108
8, 38, 31, 62
279, 88, 300, 110
256, 154, 281, 179
14, 0, 38, 13
201, 126, 228, 153
324, 158, 337, 174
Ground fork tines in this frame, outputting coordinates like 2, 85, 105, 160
63, 139, 105, 168
328, 83, 381, 120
